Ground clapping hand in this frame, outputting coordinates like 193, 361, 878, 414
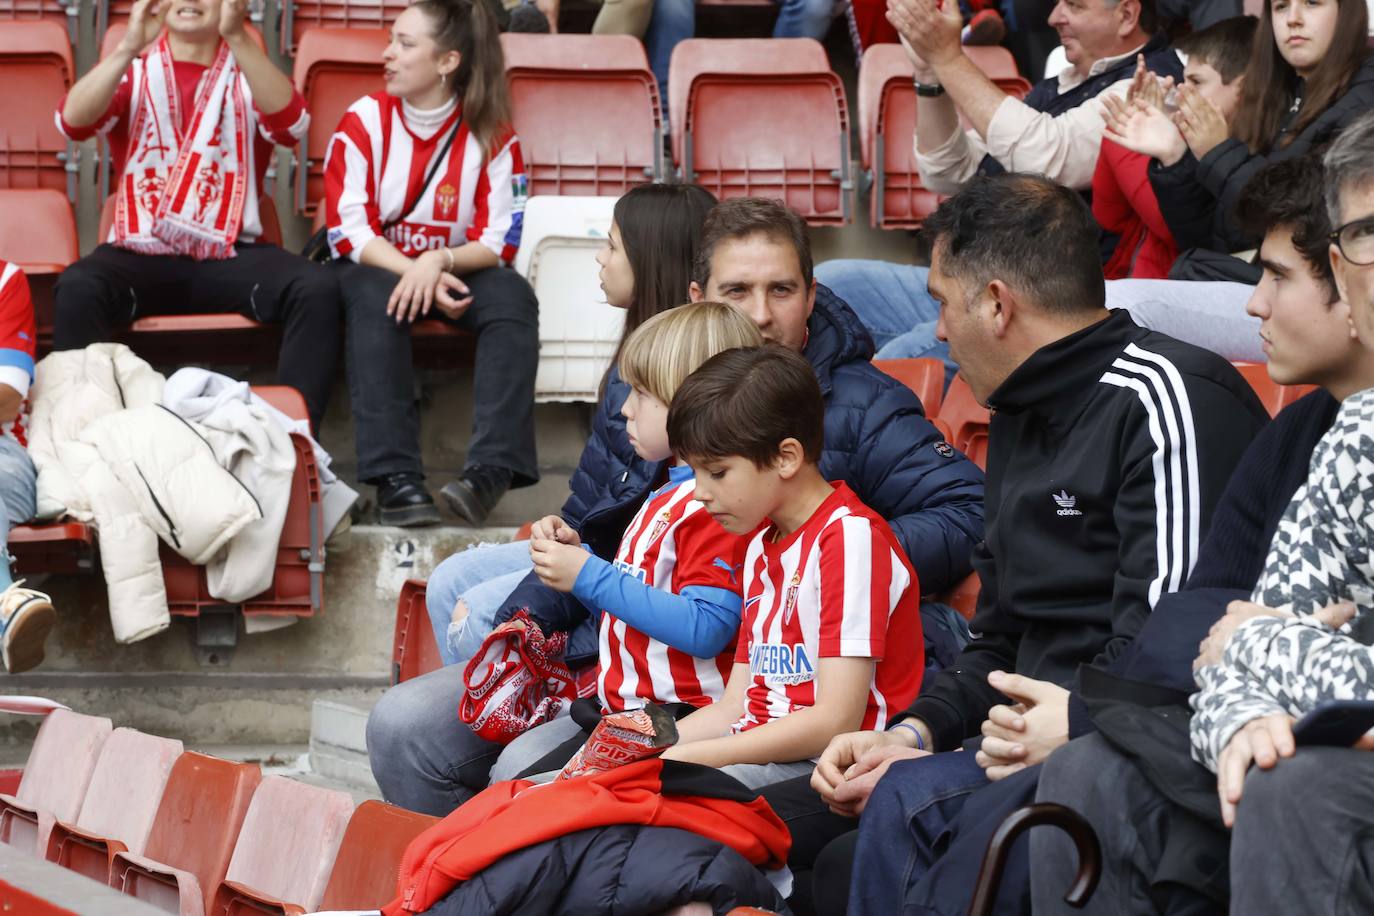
119, 0, 169, 56
887, 0, 963, 71
1173, 84, 1229, 161
1101, 92, 1188, 167
219, 0, 249, 40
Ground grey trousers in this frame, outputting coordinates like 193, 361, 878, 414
1033, 734, 1374, 915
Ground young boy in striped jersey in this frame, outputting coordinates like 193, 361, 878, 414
487, 302, 765, 780
655, 345, 924, 787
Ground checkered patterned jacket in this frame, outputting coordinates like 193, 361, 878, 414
1191, 387, 1374, 771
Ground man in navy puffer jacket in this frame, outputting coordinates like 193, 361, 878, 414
367, 197, 986, 817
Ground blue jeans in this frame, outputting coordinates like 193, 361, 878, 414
0, 438, 37, 588
427, 540, 535, 665
427, 539, 603, 666
813, 260, 956, 384
647, 0, 837, 120
848, 749, 990, 915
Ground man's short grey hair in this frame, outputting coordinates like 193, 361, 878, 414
1323, 112, 1374, 226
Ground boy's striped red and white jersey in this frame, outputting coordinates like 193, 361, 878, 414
323, 93, 526, 264
598, 475, 747, 713
732, 482, 923, 734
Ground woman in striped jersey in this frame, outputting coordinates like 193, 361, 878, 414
324, 0, 538, 528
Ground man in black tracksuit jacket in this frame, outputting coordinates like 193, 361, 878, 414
760, 173, 1269, 916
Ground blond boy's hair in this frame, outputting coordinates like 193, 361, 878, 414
618, 301, 764, 404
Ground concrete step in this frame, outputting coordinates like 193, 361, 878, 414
309, 698, 379, 797
0, 525, 513, 752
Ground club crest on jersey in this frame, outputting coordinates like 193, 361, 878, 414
749, 642, 815, 686
434, 182, 458, 221
647, 509, 672, 545
782, 571, 802, 625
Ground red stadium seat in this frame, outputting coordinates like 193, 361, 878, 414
109, 752, 262, 916
0, 21, 75, 198
45, 729, 182, 883
7, 522, 96, 576
1232, 360, 1318, 418
0, 709, 113, 856
0, 0, 76, 43
292, 27, 389, 215
939, 374, 991, 470
857, 44, 942, 228
391, 578, 443, 685
210, 776, 353, 915
935, 571, 981, 621
874, 357, 946, 417
0, 188, 77, 275
159, 385, 327, 620
962, 44, 1030, 86
669, 38, 853, 225
500, 33, 664, 196
318, 802, 438, 910
282, 0, 405, 57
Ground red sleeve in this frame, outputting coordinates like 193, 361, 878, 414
1112, 146, 1175, 242
57, 69, 133, 142
255, 89, 308, 146
668, 508, 750, 596
0, 263, 37, 390
1091, 138, 1133, 234
323, 108, 383, 259
816, 516, 904, 660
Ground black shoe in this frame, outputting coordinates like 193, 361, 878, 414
440, 466, 512, 527
376, 473, 441, 528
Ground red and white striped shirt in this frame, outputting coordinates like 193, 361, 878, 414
56, 54, 309, 244
0, 262, 35, 448
598, 475, 748, 713
732, 482, 923, 734
323, 93, 526, 265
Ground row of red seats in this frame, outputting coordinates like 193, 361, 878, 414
387, 354, 1318, 686
0, 21, 1032, 227
0, 707, 436, 914
6, 385, 328, 621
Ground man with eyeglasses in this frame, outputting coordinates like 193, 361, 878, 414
1032, 116, 1374, 915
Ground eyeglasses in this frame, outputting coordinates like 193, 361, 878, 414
1330, 216, 1374, 267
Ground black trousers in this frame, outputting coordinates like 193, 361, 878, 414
52, 242, 342, 430
335, 262, 539, 486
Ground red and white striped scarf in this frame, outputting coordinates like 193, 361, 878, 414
114, 36, 249, 260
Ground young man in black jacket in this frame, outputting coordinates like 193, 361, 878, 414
759, 173, 1268, 916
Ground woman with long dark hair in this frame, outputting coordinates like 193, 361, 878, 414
1149, 0, 1373, 254
417, 183, 716, 670
325, 0, 538, 529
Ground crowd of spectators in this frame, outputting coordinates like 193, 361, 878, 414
2, 0, 1374, 911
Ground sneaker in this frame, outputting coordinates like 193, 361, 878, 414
962, 9, 1006, 46
376, 473, 442, 528
0, 581, 56, 674
440, 465, 512, 527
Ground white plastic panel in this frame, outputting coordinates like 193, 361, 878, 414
516, 196, 625, 403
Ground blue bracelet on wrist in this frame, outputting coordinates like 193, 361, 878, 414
891, 720, 926, 751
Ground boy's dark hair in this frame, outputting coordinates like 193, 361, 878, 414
1174, 15, 1258, 84
692, 198, 813, 290
922, 173, 1105, 315
667, 345, 824, 469
1235, 155, 1339, 304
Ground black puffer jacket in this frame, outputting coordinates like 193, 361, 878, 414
1151, 54, 1374, 253
421, 825, 790, 916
